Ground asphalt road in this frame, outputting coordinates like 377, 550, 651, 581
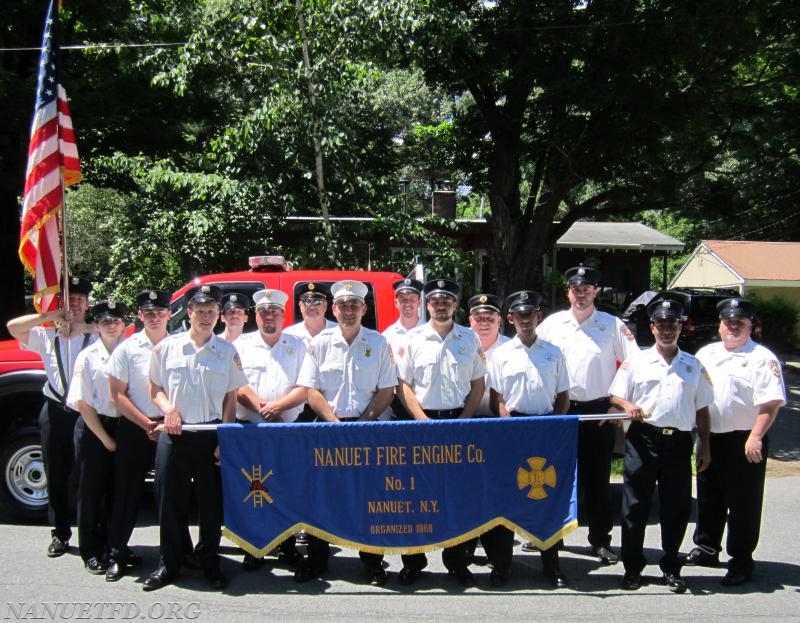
3, 368, 799, 622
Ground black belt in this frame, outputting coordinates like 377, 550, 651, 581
424, 408, 462, 419
570, 397, 610, 408
639, 421, 689, 436
97, 413, 118, 423
510, 411, 553, 418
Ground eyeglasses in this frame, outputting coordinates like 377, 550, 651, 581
299, 298, 324, 307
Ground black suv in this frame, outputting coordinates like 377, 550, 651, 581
623, 288, 744, 353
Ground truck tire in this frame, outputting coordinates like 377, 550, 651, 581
0, 430, 48, 521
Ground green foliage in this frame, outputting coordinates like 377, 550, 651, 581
749, 294, 800, 353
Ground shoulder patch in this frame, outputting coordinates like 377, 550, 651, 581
768, 360, 781, 379
623, 327, 635, 341
233, 353, 243, 371
701, 367, 713, 385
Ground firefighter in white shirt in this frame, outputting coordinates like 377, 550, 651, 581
686, 298, 786, 587
467, 293, 510, 417
610, 298, 713, 594
535, 265, 639, 564
67, 300, 127, 576
486, 290, 572, 588
234, 288, 307, 572
142, 284, 248, 592
7, 276, 96, 558
396, 278, 486, 588
295, 280, 397, 586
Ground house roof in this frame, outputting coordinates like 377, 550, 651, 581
703, 240, 800, 281
556, 222, 684, 252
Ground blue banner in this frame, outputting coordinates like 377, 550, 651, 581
217, 417, 578, 556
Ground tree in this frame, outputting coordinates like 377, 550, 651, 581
405, 1, 800, 297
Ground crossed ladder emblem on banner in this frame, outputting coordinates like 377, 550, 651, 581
242, 465, 274, 507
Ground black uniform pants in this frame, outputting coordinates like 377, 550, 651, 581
38, 399, 80, 540
155, 430, 222, 575
304, 533, 384, 570
400, 408, 470, 573
572, 399, 616, 549
621, 421, 692, 575
107, 417, 157, 557
694, 430, 768, 576
76, 416, 117, 561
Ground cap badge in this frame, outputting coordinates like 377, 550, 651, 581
403, 278, 411, 285
437, 280, 445, 288
149, 291, 157, 300
71, 277, 79, 285
731, 300, 739, 308
230, 294, 238, 302
479, 295, 487, 303
308, 283, 316, 291
108, 301, 116, 309
265, 292, 273, 300
201, 285, 211, 294
577, 268, 585, 276
345, 282, 353, 291
662, 301, 671, 309
521, 292, 528, 300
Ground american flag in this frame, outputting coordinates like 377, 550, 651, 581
18, 0, 82, 313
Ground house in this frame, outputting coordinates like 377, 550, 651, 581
670, 240, 800, 305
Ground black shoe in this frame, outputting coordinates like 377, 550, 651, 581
684, 547, 719, 567
205, 567, 228, 590
664, 572, 687, 593
591, 545, 619, 565
105, 560, 125, 582
622, 572, 642, 590
294, 563, 325, 583
241, 553, 265, 571
449, 567, 475, 588
398, 566, 423, 586
85, 557, 108, 575
721, 570, 750, 587
368, 566, 388, 587
47, 536, 69, 558
277, 549, 304, 568
489, 568, 510, 588
544, 568, 568, 588
521, 541, 539, 553
143, 568, 174, 592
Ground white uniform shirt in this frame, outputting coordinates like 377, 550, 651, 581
234, 331, 307, 423
695, 339, 786, 433
297, 326, 397, 419
66, 339, 118, 417
149, 333, 248, 424
382, 318, 425, 351
488, 336, 572, 415
475, 333, 511, 416
24, 327, 96, 401
537, 309, 639, 401
609, 347, 714, 431
397, 322, 486, 410
108, 331, 162, 419
283, 319, 337, 348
